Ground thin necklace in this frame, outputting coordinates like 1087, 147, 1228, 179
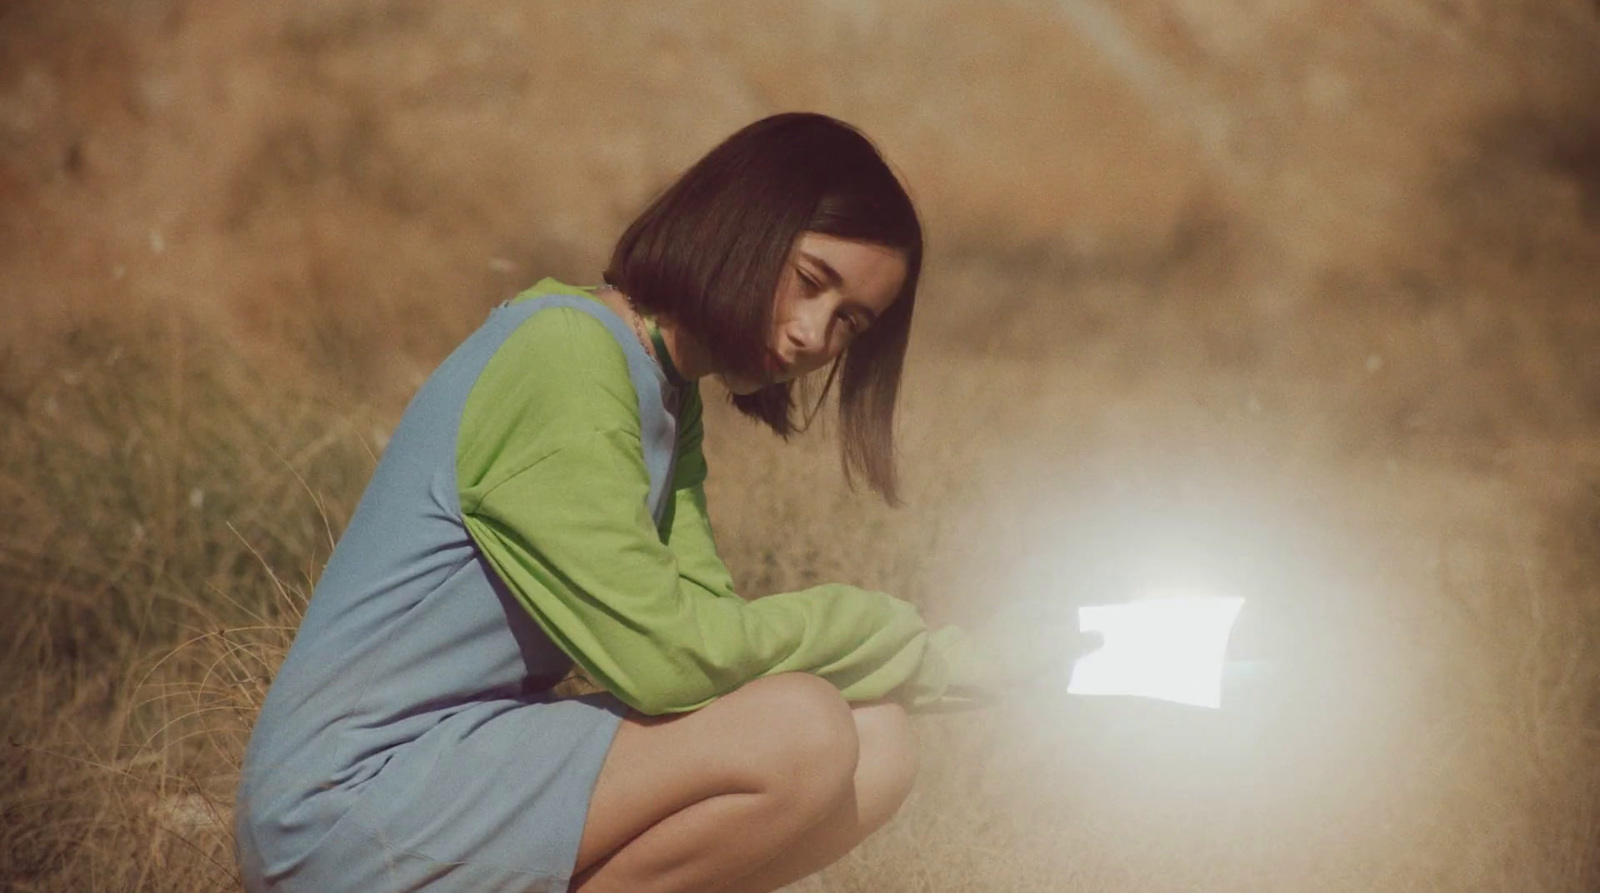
598, 284, 686, 386
599, 284, 653, 358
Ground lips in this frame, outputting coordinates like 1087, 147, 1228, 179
764, 351, 790, 377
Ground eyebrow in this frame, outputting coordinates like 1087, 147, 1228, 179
798, 250, 880, 324
799, 250, 843, 289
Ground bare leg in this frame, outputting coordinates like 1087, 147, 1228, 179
571, 674, 859, 893
716, 701, 919, 893
571, 677, 918, 893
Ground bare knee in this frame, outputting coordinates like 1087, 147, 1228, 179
736, 673, 858, 817
851, 702, 919, 828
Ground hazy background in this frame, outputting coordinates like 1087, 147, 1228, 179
3, 1, 1599, 891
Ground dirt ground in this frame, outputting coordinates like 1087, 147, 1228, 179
3, 1, 1600, 891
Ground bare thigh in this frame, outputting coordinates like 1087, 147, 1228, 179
573, 673, 859, 875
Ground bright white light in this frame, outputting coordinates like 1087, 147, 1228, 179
1067, 594, 1245, 708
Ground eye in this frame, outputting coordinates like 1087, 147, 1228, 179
836, 309, 864, 337
797, 269, 823, 296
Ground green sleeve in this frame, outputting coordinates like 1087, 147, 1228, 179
458, 305, 993, 715
652, 386, 740, 602
656, 388, 991, 712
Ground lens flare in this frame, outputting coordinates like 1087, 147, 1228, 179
1067, 593, 1246, 708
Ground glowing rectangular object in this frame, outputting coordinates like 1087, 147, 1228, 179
1067, 596, 1245, 709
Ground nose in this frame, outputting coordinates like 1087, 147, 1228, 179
782, 304, 831, 358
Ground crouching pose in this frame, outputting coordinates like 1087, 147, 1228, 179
237, 113, 1039, 893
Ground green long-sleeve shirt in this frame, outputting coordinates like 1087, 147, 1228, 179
457, 280, 987, 715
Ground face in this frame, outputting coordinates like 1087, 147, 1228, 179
719, 232, 908, 396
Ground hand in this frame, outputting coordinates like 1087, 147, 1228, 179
967, 599, 1103, 695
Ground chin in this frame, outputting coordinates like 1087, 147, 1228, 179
717, 373, 763, 396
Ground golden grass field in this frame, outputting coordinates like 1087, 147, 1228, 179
3, 1, 1600, 890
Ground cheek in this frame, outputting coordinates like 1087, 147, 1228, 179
769, 292, 799, 338
769, 274, 797, 315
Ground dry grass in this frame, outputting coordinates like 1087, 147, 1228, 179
0, 314, 376, 891
4, 1, 1600, 891
6, 278, 1596, 892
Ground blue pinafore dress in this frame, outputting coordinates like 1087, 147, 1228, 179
236, 293, 683, 893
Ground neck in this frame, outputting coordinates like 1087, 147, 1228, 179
652, 316, 714, 382
596, 284, 714, 382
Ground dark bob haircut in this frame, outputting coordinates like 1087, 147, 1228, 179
604, 112, 923, 504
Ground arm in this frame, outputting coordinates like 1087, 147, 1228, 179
657, 387, 994, 712
653, 386, 739, 603
465, 430, 961, 715
458, 307, 992, 715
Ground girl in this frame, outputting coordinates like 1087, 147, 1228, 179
237, 112, 1058, 893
